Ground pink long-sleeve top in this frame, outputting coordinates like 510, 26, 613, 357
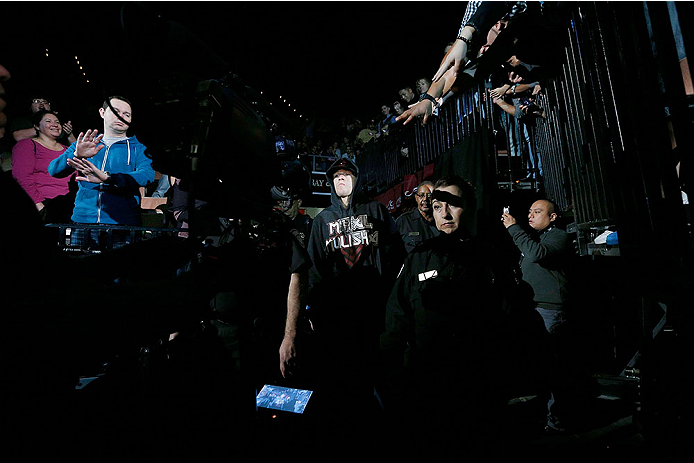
12, 138, 70, 204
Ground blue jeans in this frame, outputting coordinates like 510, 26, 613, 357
535, 307, 569, 430
70, 226, 137, 251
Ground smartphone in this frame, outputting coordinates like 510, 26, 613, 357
503, 206, 510, 214
256, 384, 313, 414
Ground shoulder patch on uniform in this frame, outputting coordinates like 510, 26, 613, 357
418, 270, 438, 281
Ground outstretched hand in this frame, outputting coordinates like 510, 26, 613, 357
74, 129, 104, 158
67, 157, 109, 184
508, 71, 523, 84
433, 39, 467, 83
396, 100, 434, 126
489, 85, 510, 99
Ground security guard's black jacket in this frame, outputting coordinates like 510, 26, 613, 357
379, 231, 508, 379
395, 208, 440, 254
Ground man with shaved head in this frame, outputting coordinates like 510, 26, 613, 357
502, 198, 569, 314
502, 198, 584, 434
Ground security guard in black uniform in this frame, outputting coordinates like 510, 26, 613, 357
380, 175, 507, 458
395, 180, 440, 253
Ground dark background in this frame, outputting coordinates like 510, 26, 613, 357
2, 1, 465, 133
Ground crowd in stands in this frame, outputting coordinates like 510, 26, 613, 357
1, 3, 645, 459
293, 113, 398, 164
276, 49, 442, 173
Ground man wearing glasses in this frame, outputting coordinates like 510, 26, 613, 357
10, 96, 76, 145
395, 180, 440, 253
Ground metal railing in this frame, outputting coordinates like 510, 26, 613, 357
46, 223, 185, 253
353, 2, 690, 258
356, 81, 496, 192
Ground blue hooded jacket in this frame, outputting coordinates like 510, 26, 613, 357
48, 135, 155, 225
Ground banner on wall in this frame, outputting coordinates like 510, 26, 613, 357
403, 173, 420, 199
378, 182, 403, 213
375, 163, 435, 214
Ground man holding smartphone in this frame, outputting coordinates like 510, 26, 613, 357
502, 199, 589, 434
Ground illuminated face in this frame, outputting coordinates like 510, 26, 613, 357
333, 169, 355, 199
36, 113, 62, 139
415, 184, 434, 216
393, 101, 404, 115
31, 98, 51, 113
277, 198, 300, 216
399, 88, 415, 102
381, 105, 390, 116
528, 200, 557, 231
416, 79, 430, 95
99, 98, 132, 135
433, 185, 465, 234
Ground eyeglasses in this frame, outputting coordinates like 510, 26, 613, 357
32, 99, 50, 105
416, 192, 433, 199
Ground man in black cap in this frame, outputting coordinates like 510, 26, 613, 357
305, 156, 404, 427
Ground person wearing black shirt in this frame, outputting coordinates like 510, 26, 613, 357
381, 176, 506, 456
395, 180, 439, 253
306, 157, 404, 432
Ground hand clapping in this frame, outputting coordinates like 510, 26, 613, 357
67, 157, 109, 184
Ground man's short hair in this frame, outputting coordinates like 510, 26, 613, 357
537, 198, 559, 216
433, 175, 476, 210
416, 180, 434, 191
399, 86, 413, 94
102, 95, 132, 110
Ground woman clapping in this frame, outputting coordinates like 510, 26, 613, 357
12, 109, 75, 222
